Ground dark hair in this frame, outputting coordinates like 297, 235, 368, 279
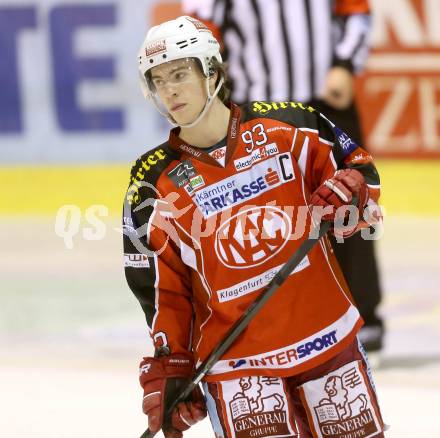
208, 57, 231, 104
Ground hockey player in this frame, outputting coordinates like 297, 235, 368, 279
124, 15, 385, 438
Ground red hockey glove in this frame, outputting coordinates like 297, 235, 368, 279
310, 168, 369, 221
139, 354, 206, 438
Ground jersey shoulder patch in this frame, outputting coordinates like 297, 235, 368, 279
126, 143, 177, 206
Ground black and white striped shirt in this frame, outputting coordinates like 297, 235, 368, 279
183, 0, 371, 104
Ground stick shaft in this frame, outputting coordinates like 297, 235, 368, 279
140, 221, 330, 438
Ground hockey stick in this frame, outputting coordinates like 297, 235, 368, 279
139, 215, 334, 438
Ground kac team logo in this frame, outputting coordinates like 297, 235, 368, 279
210, 146, 226, 160
215, 206, 291, 269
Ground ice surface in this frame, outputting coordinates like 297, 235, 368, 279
1, 216, 439, 437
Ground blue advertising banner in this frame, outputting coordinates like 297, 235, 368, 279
0, 0, 169, 163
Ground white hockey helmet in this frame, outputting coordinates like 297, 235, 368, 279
138, 15, 224, 127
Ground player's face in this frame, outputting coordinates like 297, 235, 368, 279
149, 58, 207, 125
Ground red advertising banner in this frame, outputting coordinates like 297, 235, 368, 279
355, 0, 440, 157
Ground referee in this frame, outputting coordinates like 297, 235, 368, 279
183, 0, 384, 353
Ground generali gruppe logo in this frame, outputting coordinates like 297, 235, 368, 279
215, 206, 291, 269
301, 361, 383, 438
220, 376, 297, 438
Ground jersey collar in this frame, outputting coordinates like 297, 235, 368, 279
167, 102, 241, 167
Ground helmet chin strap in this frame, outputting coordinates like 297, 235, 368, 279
152, 76, 224, 128
178, 76, 224, 128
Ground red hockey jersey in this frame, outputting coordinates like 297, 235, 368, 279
123, 101, 381, 382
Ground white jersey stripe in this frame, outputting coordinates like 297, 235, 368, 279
298, 134, 309, 178
300, 127, 335, 146
209, 305, 360, 375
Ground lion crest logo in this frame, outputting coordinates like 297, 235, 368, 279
229, 376, 285, 419
316, 367, 368, 421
